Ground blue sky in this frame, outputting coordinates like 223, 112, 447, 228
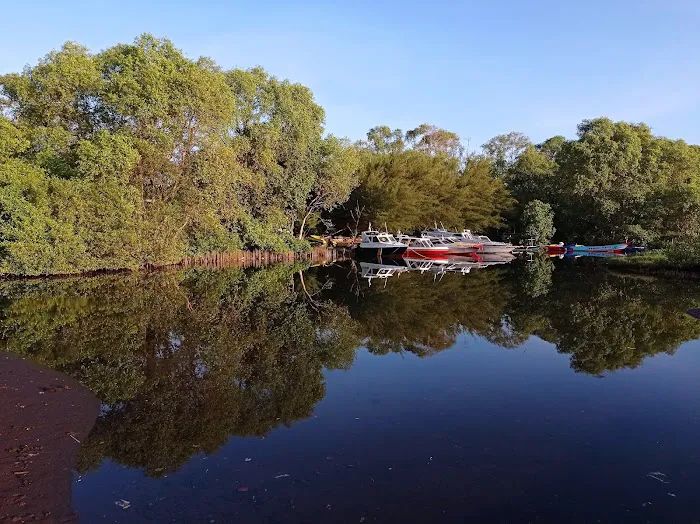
2, 0, 699, 149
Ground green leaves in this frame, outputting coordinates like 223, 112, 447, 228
490, 118, 700, 245
75, 131, 140, 181
519, 200, 555, 245
335, 144, 512, 233
0, 117, 29, 159
0, 35, 360, 274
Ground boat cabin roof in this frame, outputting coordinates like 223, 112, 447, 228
362, 231, 399, 243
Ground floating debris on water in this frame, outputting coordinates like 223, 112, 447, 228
647, 471, 670, 484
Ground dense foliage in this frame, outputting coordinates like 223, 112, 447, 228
0, 36, 359, 275
3, 36, 700, 276
496, 119, 700, 245
330, 125, 514, 234
519, 199, 555, 245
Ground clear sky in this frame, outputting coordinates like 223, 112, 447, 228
2, 0, 699, 149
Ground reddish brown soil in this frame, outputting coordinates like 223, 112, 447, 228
0, 353, 99, 523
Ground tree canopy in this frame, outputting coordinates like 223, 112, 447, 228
3, 35, 700, 276
330, 125, 513, 233
0, 35, 359, 274
492, 119, 700, 245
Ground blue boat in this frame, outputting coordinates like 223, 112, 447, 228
565, 243, 629, 253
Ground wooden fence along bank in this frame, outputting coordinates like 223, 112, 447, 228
176, 247, 352, 269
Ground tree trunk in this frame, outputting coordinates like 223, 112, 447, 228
298, 207, 314, 239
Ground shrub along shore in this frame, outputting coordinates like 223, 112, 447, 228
2, 34, 700, 276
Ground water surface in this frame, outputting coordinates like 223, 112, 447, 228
2, 257, 700, 522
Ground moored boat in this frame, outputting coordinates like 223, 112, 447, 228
547, 243, 566, 254
355, 230, 407, 258
423, 228, 514, 254
395, 235, 450, 259
427, 236, 483, 256
565, 242, 629, 253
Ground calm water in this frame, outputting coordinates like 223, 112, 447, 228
2, 256, 700, 522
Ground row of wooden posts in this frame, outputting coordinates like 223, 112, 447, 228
176, 247, 353, 269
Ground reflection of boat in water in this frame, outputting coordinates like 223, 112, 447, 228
359, 261, 409, 286
357, 252, 515, 284
402, 257, 449, 273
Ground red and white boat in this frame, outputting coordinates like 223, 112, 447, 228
428, 236, 483, 256
396, 235, 450, 259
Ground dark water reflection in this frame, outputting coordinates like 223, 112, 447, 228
1, 257, 700, 521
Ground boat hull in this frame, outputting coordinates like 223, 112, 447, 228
480, 244, 515, 254
356, 246, 407, 258
547, 245, 566, 254
566, 243, 628, 253
404, 247, 450, 259
446, 245, 481, 255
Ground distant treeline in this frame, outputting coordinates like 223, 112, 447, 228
2, 34, 699, 275
338, 122, 700, 249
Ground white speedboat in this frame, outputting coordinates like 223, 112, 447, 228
356, 230, 407, 258
424, 228, 514, 254
395, 235, 450, 259
432, 236, 483, 255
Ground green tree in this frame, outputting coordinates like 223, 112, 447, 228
406, 124, 463, 158
297, 136, 359, 238
482, 131, 531, 177
332, 127, 513, 234
519, 200, 555, 245
0, 35, 358, 275
362, 126, 405, 154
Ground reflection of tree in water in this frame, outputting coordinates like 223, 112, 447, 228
1, 262, 700, 475
503, 266, 700, 374
521, 254, 554, 298
309, 263, 511, 357
0, 265, 361, 476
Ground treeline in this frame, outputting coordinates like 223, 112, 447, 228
488, 124, 700, 245
333, 120, 700, 248
0, 35, 360, 275
328, 125, 513, 234
3, 35, 700, 275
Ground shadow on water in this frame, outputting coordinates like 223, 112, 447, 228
1, 255, 700, 519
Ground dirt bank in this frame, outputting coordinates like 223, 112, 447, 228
0, 354, 99, 523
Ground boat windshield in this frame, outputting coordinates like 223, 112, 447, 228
376, 234, 397, 243
411, 238, 432, 247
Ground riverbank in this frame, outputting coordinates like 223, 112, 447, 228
0, 353, 99, 523
0, 247, 352, 280
604, 251, 700, 279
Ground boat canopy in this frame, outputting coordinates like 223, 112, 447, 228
362, 231, 400, 244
